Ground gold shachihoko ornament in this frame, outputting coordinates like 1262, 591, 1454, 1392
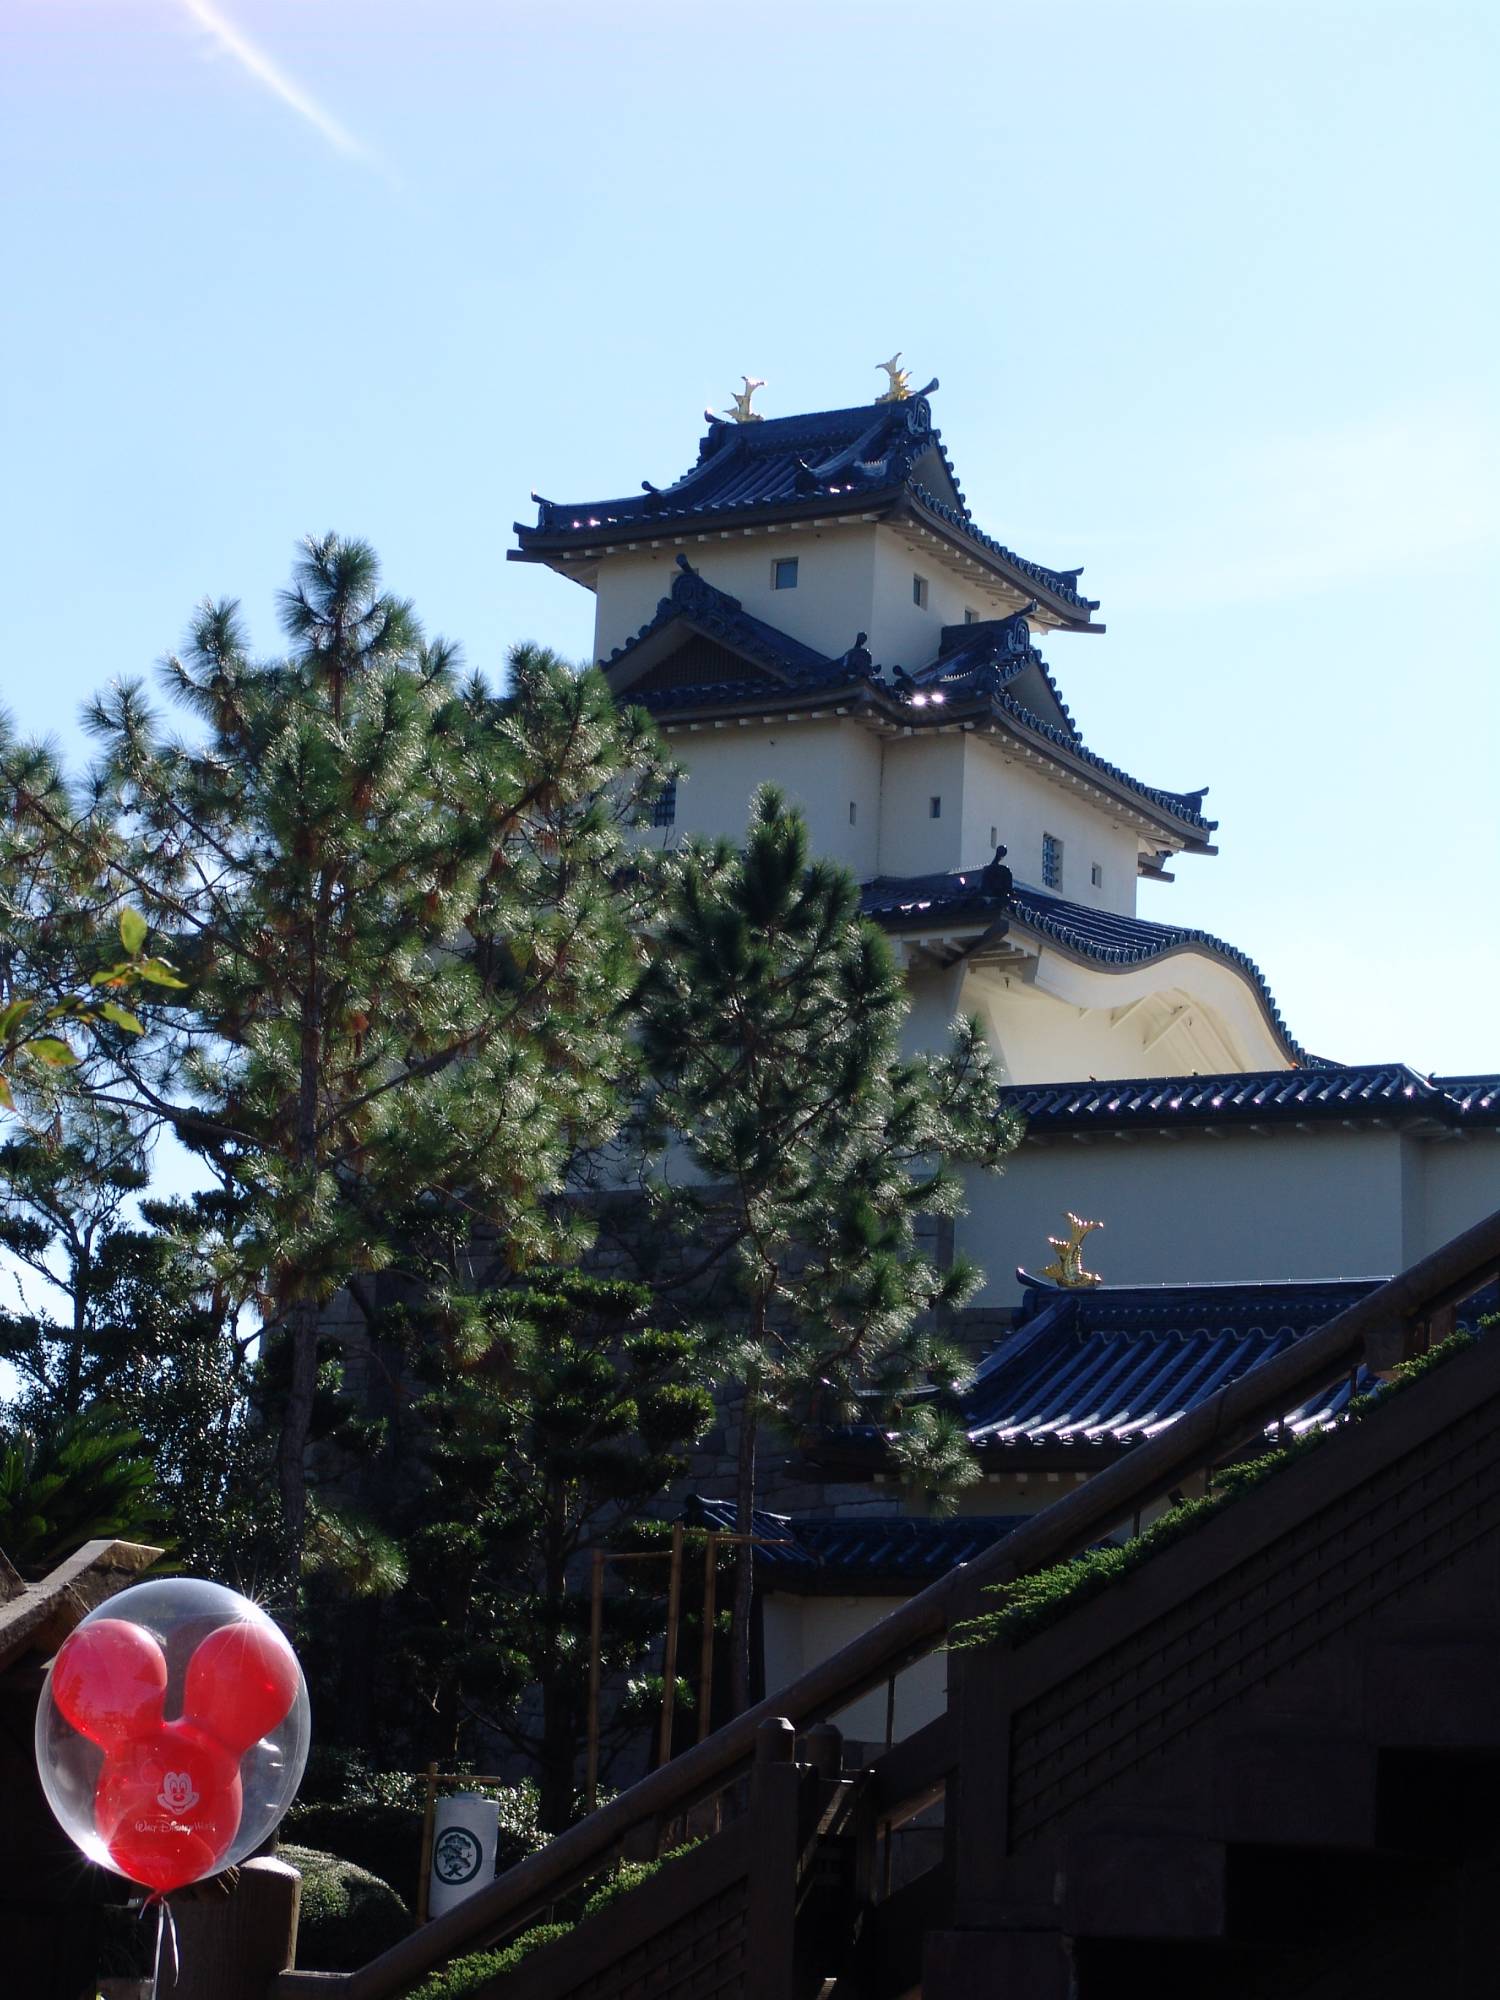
708, 376, 765, 424
1041, 1212, 1104, 1289
875, 354, 939, 404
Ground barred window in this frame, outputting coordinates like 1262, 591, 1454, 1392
652, 779, 677, 828
1043, 832, 1063, 888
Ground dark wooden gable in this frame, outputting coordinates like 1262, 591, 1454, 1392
625, 632, 784, 695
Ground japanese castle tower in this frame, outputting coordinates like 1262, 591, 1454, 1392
514, 372, 1499, 1301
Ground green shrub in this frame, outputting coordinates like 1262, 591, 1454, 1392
410, 1923, 570, 1999
279, 1843, 412, 1970
282, 1800, 425, 1907
580, 1840, 702, 1918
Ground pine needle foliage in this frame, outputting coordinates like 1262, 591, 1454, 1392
372, 1272, 714, 1830
74, 536, 668, 1562
634, 786, 1020, 1708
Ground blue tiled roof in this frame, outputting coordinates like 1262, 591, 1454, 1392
828, 1276, 1499, 1470
998, 1063, 1500, 1132
515, 397, 1098, 618
682, 1496, 1025, 1589
860, 871, 1308, 1061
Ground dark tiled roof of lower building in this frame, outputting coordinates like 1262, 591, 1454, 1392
963, 1277, 1390, 1453
1000, 1064, 1500, 1132
682, 1496, 1026, 1590
831, 1276, 1498, 1467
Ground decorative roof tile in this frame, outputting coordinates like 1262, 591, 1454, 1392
682, 1496, 1024, 1588
960, 1274, 1499, 1453
998, 1063, 1500, 1132
516, 397, 1097, 616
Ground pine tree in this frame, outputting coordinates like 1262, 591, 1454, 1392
374, 1271, 713, 1830
636, 788, 1018, 1711
77, 536, 667, 1566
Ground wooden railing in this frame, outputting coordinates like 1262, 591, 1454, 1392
276, 1205, 1500, 1999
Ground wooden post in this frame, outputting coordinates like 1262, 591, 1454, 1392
170, 1856, 301, 1999
658, 1522, 685, 1769
416, 1761, 438, 1922
587, 1548, 605, 1811
697, 1532, 719, 1745
745, 1718, 801, 2000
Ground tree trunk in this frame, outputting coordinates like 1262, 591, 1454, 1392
729, 1376, 759, 1716
276, 1299, 319, 1567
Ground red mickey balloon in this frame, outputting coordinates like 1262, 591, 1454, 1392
94, 1720, 244, 1893
184, 1618, 301, 1751
37, 1580, 310, 1898
51, 1618, 169, 1752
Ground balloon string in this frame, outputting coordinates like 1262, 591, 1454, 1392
142, 1892, 180, 1996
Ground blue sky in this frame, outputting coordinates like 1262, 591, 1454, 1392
3, 0, 1496, 1076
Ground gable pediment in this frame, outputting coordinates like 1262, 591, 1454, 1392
622, 629, 787, 697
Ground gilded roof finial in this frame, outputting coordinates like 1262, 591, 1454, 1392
876, 353, 912, 402
710, 375, 765, 424
1040, 1211, 1104, 1289
875, 354, 939, 404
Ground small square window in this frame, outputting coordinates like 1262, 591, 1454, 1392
930, 796, 942, 820
1042, 832, 1063, 888
848, 801, 857, 826
652, 779, 677, 828
773, 557, 799, 590
965, 608, 982, 625
913, 574, 929, 608
1090, 862, 1103, 888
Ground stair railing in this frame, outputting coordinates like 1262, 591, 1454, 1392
275, 1204, 1500, 1998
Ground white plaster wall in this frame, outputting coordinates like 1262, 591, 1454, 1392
869, 523, 1009, 669
761, 1592, 949, 1744
592, 530, 877, 664
663, 718, 884, 874
875, 733, 969, 876
900, 966, 975, 1062
1415, 1137, 1500, 1266
955, 1128, 1418, 1306
961, 960, 1288, 1083
958, 738, 1140, 913
592, 519, 1073, 677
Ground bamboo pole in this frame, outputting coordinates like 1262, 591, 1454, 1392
415, 1762, 438, 1923
586, 1548, 605, 1813
697, 1532, 719, 1745
658, 1522, 685, 1768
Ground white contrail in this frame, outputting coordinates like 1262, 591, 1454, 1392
178, 0, 372, 165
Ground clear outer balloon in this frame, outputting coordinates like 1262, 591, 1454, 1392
35, 1578, 310, 1894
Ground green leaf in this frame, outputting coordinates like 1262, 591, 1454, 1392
99, 1002, 144, 1035
90, 963, 137, 988
138, 958, 189, 990
118, 907, 148, 956
30, 1037, 79, 1068
0, 998, 33, 1040
0, 1076, 14, 1111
